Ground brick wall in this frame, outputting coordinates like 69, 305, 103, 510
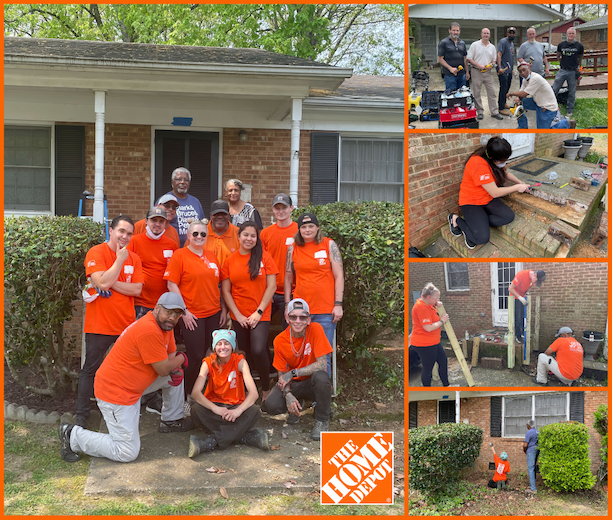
408, 261, 608, 347
579, 29, 607, 52
414, 391, 607, 474
534, 133, 566, 158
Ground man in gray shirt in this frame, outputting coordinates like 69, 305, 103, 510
518, 27, 549, 85
497, 27, 516, 115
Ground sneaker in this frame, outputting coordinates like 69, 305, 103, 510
183, 399, 192, 417
492, 113, 504, 120
145, 394, 163, 416
311, 419, 329, 441
477, 114, 484, 121
286, 413, 301, 425
241, 428, 270, 451
499, 109, 510, 116
448, 214, 461, 237
463, 232, 477, 250
159, 417, 195, 433
531, 377, 547, 386
188, 435, 217, 458
566, 111, 573, 117
525, 488, 537, 494
75, 415, 88, 428
569, 119, 577, 129
59, 423, 81, 462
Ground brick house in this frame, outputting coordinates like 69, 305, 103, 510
535, 17, 587, 47
4, 38, 404, 227
408, 261, 608, 349
575, 16, 608, 51
408, 132, 569, 249
409, 389, 607, 475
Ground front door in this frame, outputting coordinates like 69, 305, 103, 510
154, 130, 219, 216
502, 133, 535, 160
490, 262, 522, 326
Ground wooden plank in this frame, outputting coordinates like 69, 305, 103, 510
471, 337, 480, 367
534, 295, 541, 353
438, 304, 475, 386
524, 294, 532, 365
508, 297, 515, 369
462, 339, 468, 358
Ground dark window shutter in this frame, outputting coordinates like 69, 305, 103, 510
491, 396, 502, 437
439, 400, 455, 424
569, 392, 584, 423
55, 125, 85, 216
310, 132, 339, 204
409, 401, 418, 429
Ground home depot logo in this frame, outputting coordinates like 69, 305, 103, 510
320, 431, 393, 505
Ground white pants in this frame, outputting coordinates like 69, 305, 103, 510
536, 353, 574, 386
71, 375, 185, 462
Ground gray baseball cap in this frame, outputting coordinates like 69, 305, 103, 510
555, 326, 574, 337
272, 193, 292, 207
147, 207, 169, 220
210, 200, 230, 215
157, 292, 186, 312
158, 193, 179, 206
287, 298, 310, 315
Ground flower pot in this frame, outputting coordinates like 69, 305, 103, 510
578, 137, 594, 159
582, 330, 603, 361
563, 143, 582, 161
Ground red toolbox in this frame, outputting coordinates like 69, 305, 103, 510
439, 106, 477, 122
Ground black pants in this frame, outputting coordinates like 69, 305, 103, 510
498, 72, 512, 111
181, 312, 221, 398
271, 293, 289, 330
488, 478, 508, 488
262, 371, 332, 421
76, 333, 119, 419
457, 199, 515, 245
191, 402, 261, 449
135, 305, 153, 320
414, 343, 449, 387
233, 320, 272, 391
515, 297, 526, 338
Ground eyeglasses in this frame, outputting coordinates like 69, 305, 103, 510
288, 315, 309, 322
174, 177, 190, 183
162, 308, 183, 318
191, 231, 207, 238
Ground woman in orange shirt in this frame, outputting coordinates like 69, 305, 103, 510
448, 137, 531, 249
188, 329, 269, 457
410, 283, 451, 387
221, 221, 278, 400
164, 220, 226, 398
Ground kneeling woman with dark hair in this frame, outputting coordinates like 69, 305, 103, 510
448, 136, 532, 249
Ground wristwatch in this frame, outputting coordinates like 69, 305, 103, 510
256, 309, 263, 315
291, 369, 298, 379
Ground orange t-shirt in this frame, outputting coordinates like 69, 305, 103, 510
84, 243, 144, 335
128, 233, 178, 308
511, 270, 534, 297
493, 454, 510, 482
261, 222, 298, 294
94, 312, 176, 405
207, 222, 240, 254
459, 155, 495, 206
163, 248, 221, 318
272, 322, 332, 380
133, 219, 180, 247
292, 237, 336, 315
204, 234, 232, 268
550, 337, 584, 380
201, 353, 246, 405
220, 250, 279, 321
410, 299, 442, 347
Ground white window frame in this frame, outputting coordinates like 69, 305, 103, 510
501, 392, 570, 438
4, 121, 55, 217
444, 262, 470, 292
338, 136, 404, 203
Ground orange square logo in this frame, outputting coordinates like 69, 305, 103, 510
320, 431, 394, 505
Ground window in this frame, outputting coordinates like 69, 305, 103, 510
5, 126, 52, 213
503, 393, 568, 437
561, 33, 567, 41
573, 21, 580, 27
409, 401, 418, 429
598, 28, 607, 42
445, 262, 469, 291
542, 37, 549, 43
439, 400, 455, 424
340, 138, 403, 203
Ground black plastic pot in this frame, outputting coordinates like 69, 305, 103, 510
579, 137, 594, 144
582, 330, 604, 341
563, 139, 582, 147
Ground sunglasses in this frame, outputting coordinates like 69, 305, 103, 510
191, 231, 207, 238
288, 315, 309, 322
162, 308, 184, 318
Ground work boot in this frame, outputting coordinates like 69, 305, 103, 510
241, 429, 270, 451
159, 417, 194, 433
311, 419, 329, 441
286, 399, 305, 424
188, 435, 217, 458
499, 109, 510, 116
58, 423, 81, 462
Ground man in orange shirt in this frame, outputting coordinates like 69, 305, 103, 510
508, 269, 546, 342
534, 327, 583, 386
133, 196, 181, 247
59, 293, 193, 463
261, 298, 332, 440
76, 215, 144, 428
206, 200, 239, 264
261, 193, 297, 329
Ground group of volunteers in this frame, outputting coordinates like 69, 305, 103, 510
410, 269, 584, 387
439, 22, 578, 128
60, 167, 344, 464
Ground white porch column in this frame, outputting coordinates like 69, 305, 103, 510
93, 91, 106, 223
455, 391, 461, 423
289, 98, 303, 207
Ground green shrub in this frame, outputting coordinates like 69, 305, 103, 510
538, 421, 596, 492
593, 404, 608, 470
4, 216, 104, 396
292, 202, 404, 385
409, 422, 483, 495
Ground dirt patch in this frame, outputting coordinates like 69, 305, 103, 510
4, 453, 33, 482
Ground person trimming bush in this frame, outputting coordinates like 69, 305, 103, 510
488, 443, 510, 489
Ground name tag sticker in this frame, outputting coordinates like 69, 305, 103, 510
124, 265, 134, 274
285, 237, 294, 246
163, 250, 174, 258
314, 250, 328, 259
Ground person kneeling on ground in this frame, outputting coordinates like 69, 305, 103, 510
507, 61, 570, 129
488, 443, 510, 490
534, 326, 583, 386
188, 329, 269, 457
59, 292, 193, 463
261, 298, 332, 440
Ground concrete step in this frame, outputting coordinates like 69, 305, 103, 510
442, 226, 531, 258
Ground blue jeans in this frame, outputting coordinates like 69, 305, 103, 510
517, 98, 570, 129
310, 314, 336, 376
498, 72, 512, 110
527, 450, 537, 491
443, 73, 466, 91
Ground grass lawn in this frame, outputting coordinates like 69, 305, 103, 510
561, 98, 608, 128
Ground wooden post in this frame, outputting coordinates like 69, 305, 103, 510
438, 304, 475, 386
524, 294, 532, 365
471, 337, 480, 367
462, 339, 468, 358
534, 295, 541, 353
508, 297, 515, 369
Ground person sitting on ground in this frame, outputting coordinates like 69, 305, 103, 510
524, 419, 539, 494
534, 326, 583, 386
488, 443, 510, 489
188, 329, 269, 457
448, 137, 531, 249
261, 298, 332, 441
59, 292, 193, 464
507, 61, 570, 129
508, 269, 546, 342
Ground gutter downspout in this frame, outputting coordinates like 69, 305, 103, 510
456, 391, 461, 423
93, 91, 106, 224
289, 98, 303, 207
